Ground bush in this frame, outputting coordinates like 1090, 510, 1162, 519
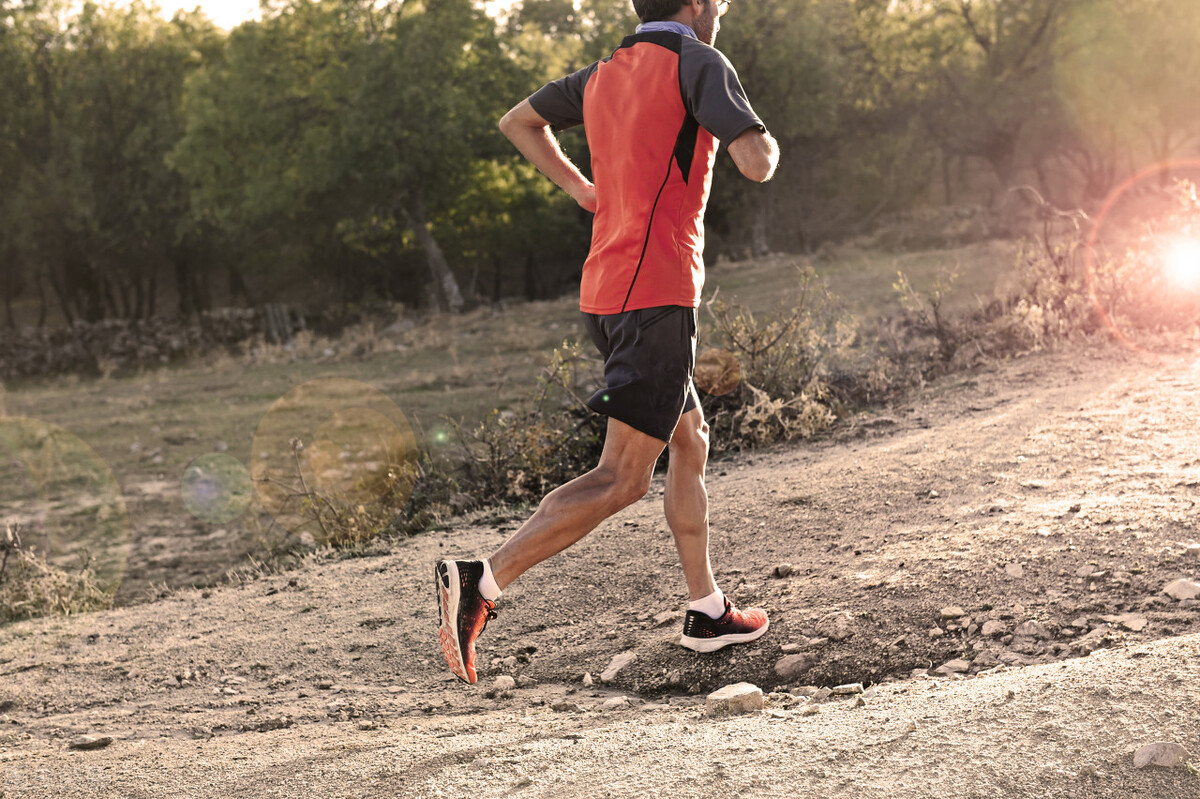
700, 263, 855, 451
0, 523, 112, 623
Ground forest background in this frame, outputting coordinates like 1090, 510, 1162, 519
2, 0, 1199, 329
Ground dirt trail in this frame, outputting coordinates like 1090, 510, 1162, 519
2, 343, 1199, 798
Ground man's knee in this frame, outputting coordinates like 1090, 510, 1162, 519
593, 465, 652, 511
671, 416, 709, 462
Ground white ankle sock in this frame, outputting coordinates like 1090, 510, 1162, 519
689, 589, 725, 620
477, 559, 502, 601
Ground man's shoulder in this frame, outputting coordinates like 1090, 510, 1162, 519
679, 37, 736, 69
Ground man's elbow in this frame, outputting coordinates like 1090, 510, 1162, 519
740, 155, 777, 183
730, 130, 779, 183
498, 108, 517, 138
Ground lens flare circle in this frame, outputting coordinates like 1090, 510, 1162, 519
180, 453, 253, 524
0, 416, 131, 595
251, 378, 418, 542
1084, 157, 1200, 356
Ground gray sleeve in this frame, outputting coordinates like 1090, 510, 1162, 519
680, 45, 765, 145
528, 63, 598, 131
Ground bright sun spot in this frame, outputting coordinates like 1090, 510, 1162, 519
1164, 238, 1200, 290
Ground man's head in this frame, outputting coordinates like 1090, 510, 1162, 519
633, 0, 729, 46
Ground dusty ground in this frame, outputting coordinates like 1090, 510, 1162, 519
2, 342, 1200, 797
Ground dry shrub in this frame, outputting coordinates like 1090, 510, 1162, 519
451, 340, 604, 504
0, 523, 112, 623
702, 264, 853, 451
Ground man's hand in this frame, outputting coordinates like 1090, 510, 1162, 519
728, 128, 779, 183
500, 99, 596, 212
571, 182, 597, 213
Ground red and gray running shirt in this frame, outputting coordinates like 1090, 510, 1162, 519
529, 31, 764, 314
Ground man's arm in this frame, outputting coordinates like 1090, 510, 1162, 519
727, 128, 779, 183
499, 99, 596, 213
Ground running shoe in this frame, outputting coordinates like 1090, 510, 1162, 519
435, 559, 497, 684
679, 597, 769, 653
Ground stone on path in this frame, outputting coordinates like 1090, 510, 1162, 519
582, 672, 594, 687
831, 683, 864, 695
1163, 578, 1200, 602
774, 654, 817, 682
1113, 613, 1148, 632
1184, 544, 1200, 560
600, 652, 637, 684
1133, 742, 1190, 769
652, 611, 676, 627
1013, 621, 1049, 639
940, 606, 965, 620
981, 620, 1006, 637
68, 735, 112, 751
493, 675, 516, 692
706, 683, 764, 716
935, 659, 971, 676
1004, 563, 1025, 579
601, 696, 631, 710
815, 611, 856, 641
773, 563, 794, 578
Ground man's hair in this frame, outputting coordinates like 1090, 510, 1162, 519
632, 0, 687, 23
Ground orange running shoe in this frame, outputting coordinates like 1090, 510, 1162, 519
435, 560, 497, 684
679, 597, 769, 653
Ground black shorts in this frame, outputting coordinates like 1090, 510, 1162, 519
582, 305, 698, 443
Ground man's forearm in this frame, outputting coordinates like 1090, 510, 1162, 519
499, 100, 596, 211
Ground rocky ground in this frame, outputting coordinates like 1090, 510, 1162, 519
1, 342, 1199, 797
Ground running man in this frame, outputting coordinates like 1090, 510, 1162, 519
437, 0, 779, 683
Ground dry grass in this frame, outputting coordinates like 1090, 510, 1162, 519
0, 522, 113, 623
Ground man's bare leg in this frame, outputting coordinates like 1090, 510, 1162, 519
664, 400, 717, 601
488, 417, 667, 590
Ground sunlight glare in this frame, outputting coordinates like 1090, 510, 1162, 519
1164, 238, 1200, 290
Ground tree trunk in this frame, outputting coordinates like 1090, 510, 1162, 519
406, 193, 464, 313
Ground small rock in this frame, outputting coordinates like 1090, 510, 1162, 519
582, 673, 594, 687
831, 683, 863, 695
928, 627, 944, 640
1133, 742, 1190, 769
706, 683, 764, 716
600, 652, 636, 683
779, 642, 804, 654
493, 675, 517, 692
1115, 614, 1148, 632
800, 705, 819, 716
807, 637, 829, 649
773, 563, 794, 578
314, 679, 334, 690
774, 654, 817, 682
190, 726, 214, 740
551, 700, 581, 713
68, 735, 112, 751
1163, 578, 1200, 602
1013, 621, 1049, 639
1074, 565, 1095, 578
815, 611, 856, 641
602, 696, 631, 710
652, 611, 676, 627
1004, 563, 1025, 579
982, 620, 1006, 637
935, 659, 971, 676
813, 687, 833, 702
357, 719, 377, 731
516, 675, 537, 689
1184, 544, 1200, 560
940, 606, 965, 620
